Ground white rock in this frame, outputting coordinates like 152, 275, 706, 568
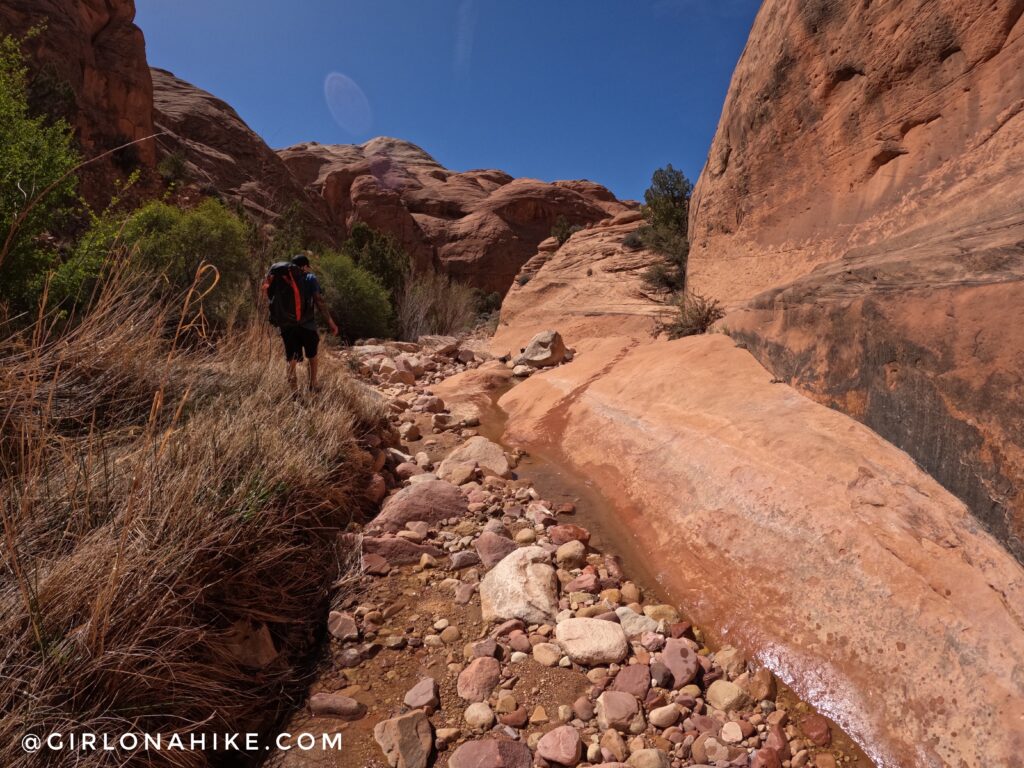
555, 617, 629, 665
480, 546, 558, 625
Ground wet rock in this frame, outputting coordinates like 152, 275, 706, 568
367, 479, 468, 534
373, 710, 433, 768
457, 656, 501, 702
475, 530, 518, 568
448, 738, 533, 768
800, 713, 832, 746
714, 645, 747, 679
404, 678, 440, 712
309, 693, 365, 720
555, 617, 628, 665
705, 679, 751, 712
536, 725, 582, 766
480, 546, 558, 624
548, 524, 591, 545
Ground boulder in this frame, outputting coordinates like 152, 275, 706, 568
514, 330, 566, 368
480, 546, 558, 625
366, 479, 468, 534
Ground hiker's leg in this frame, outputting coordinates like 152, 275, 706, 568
287, 359, 298, 389
281, 328, 300, 389
309, 355, 319, 389
304, 328, 321, 390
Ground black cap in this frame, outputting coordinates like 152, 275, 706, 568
291, 254, 310, 268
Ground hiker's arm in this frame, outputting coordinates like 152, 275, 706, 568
315, 293, 339, 336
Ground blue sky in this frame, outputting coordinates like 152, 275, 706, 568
136, 1, 760, 201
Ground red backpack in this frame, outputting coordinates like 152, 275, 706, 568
262, 262, 308, 327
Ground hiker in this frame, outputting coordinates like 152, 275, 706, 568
263, 254, 339, 391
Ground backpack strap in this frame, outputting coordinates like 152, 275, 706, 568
282, 271, 302, 323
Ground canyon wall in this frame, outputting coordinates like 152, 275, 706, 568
688, 0, 1024, 559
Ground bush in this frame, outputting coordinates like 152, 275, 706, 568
475, 290, 503, 316
0, 279, 385, 767
551, 215, 582, 246
622, 230, 644, 250
318, 250, 393, 341
396, 269, 477, 341
638, 164, 693, 293
342, 221, 409, 296
157, 151, 188, 184
53, 198, 253, 328
0, 34, 78, 313
659, 291, 725, 339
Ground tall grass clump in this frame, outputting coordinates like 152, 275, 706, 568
395, 269, 478, 341
0, 265, 386, 767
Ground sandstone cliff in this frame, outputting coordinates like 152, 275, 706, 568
688, 0, 1024, 559
279, 139, 630, 293
0, 0, 155, 199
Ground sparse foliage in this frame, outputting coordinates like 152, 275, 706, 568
0, 34, 78, 312
342, 221, 410, 296
659, 291, 725, 339
551, 215, 582, 246
396, 269, 477, 341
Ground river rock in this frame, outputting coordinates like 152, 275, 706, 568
536, 725, 582, 766
660, 638, 699, 689
404, 677, 440, 712
457, 656, 501, 702
706, 679, 751, 712
373, 710, 433, 768
464, 702, 495, 730
596, 690, 640, 732
366, 479, 468, 534
439, 436, 511, 479
480, 546, 558, 624
555, 539, 587, 568
611, 664, 651, 699
615, 607, 659, 638
533, 642, 562, 667
475, 530, 518, 568
514, 330, 566, 368
548, 523, 591, 545
800, 713, 832, 746
626, 749, 670, 768
448, 738, 533, 768
555, 617, 628, 665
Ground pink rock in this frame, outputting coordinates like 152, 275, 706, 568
361, 536, 444, 566
596, 690, 639, 732
751, 747, 782, 768
327, 611, 358, 642
475, 530, 518, 568
611, 664, 651, 700
457, 656, 501, 702
564, 572, 599, 593
309, 693, 365, 720
448, 738, 533, 768
362, 553, 390, 576
403, 677, 440, 712
800, 713, 832, 746
366, 479, 468, 534
660, 638, 699, 689
536, 725, 582, 766
548, 524, 591, 545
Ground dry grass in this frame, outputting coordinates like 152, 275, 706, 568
0, 269, 386, 766
659, 291, 726, 339
395, 269, 478, 341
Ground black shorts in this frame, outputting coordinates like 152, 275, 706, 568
280, 326, 319, 362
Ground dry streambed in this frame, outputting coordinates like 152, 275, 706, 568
269, 337, 869, 768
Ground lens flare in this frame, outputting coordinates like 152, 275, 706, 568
323, 72, 372, 136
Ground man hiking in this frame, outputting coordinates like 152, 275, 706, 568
263, 254, 339, 392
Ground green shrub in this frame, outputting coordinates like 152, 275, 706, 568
551, 215, 582, 246
52, 198, 252, 327
157, 152, 188, 184
0, 34, 78, 313
475, 290, 502, 316
342, 221, 409, 296
638, 164, 693, 293
622, 230, 644, 250
659, 291, 725, 339
396, 269, 477, 341
318, 250, 393, 341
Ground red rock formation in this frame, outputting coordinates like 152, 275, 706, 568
0, 0, 156, 199
150, 68, 330, 234
688, 0, 1024, 558
279, 139, 630, 293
